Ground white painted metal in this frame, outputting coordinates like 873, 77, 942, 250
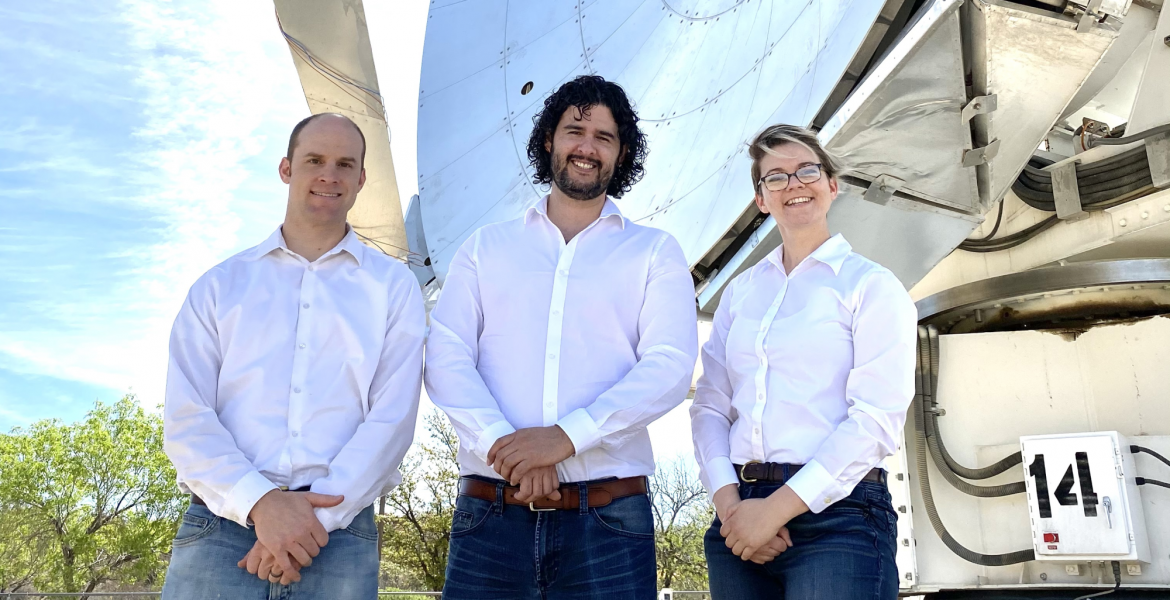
1126, 0, 1170, 135
901, 318, 1170, 592
273, 0, 409, 260
1020, 432, 1150, 562
966, 0, 1119, 207
416, 0, 892, 280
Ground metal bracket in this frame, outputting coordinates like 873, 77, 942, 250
1077, 0, 1104, 32
1051, 161, 1089, 221
1146, 132, 1170, 189
962, 139, 1001, 167
961, 95, 997, 123
863, 174, 905, 206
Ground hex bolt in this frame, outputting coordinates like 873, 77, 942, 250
1040, 573, 1048, 581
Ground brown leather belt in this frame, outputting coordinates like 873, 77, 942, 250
190, 486, 310, 507
458, 476, 648, 511
735, 462, 885, 485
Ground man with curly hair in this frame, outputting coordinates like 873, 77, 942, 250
425, 75, 699, 599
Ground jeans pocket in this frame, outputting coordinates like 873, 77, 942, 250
342, 506, 379, 542
450, 495, 493, 538
172, 506, 218, 547
589, 494, 655, 539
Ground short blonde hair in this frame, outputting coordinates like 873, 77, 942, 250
748, 124, 842, 192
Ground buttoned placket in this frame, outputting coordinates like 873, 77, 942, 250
284, 253, 320, 477
538, 215, 612, 427
750, 274, 787, 459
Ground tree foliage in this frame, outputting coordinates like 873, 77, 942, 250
377, 410, 460, 592
651, 458, 713, 591
0, 396, 185, 593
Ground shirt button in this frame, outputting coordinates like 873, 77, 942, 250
824, 498, 832, 505
548, 353, 556, 360
302, 303, 310, 309
298, 343, 306, 349
293, 387, 302, 394
559, 269, 568, 276
552, 309, 560, 316
291, 431, 300, 438
757, 393, 764, 400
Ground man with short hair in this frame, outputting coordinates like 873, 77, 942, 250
425, 75, 697, 599
161, 113, 424, 599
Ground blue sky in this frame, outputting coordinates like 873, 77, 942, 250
0, 0, 697, 462
0, 1, 344, 429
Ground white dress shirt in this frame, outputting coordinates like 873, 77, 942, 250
690, 234, 916, 513
164, 226, 424, 531
425, 197, 699, 482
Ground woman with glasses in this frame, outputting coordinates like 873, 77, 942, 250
690, 124, 917, 599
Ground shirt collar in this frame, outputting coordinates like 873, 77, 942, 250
767, 233, 852, 276
523, 195, 628, 230
246, 225, 365, 266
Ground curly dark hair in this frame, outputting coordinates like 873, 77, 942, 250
526, 75, 648, 199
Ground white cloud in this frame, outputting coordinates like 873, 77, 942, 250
0, 0, 307, 407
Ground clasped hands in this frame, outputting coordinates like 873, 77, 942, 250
714, 484, 807, 565
487, 425, 576, 503
236, 489, 344, 585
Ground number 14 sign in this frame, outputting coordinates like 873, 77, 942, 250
1020, 432, 1149, 561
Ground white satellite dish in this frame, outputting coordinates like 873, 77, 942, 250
416, 0, 899, 281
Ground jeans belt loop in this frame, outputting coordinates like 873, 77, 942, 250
494, 480, 505, 515
578, 482, 589, 515
780, 463, 790, 482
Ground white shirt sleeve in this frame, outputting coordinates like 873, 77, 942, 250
554, 234, 699, 455
163, 273, 278, 528
785, 269, 918, 513
310, 271, 425, 532
690, 276, 741, 500
425, 231, 517, 463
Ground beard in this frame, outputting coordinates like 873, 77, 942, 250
551, 151, 615, 201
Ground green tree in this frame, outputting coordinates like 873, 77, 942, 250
652, 458, 713, 591
377, 410, 460, 592
0, 396, 185, 593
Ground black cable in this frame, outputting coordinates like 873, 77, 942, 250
964, 201, 1004, 243
920, 327, 1026, 488
958, 216, 1059, 253
1073, 561, 1122, 600
1131, 445, 1170, 470
1137, 477, 1170, 490
1090, 123, 1170, 147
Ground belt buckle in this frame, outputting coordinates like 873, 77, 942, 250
529, 501, 556, 512
739, 460, 762, 483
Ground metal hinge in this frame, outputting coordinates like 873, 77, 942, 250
962, 139, 1001, 167
962, 95, 997, 122
863, 174, 905, 206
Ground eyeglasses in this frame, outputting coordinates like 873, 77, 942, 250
758, 164, 823, 192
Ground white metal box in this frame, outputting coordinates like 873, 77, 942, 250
1020, 432, 1149, 562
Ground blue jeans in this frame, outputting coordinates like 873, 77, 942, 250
161, 502, 379, 600
704, 479, 899, 600
443, 476, 657, 600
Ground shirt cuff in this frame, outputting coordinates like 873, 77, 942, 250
704, 456, 741, 502
223, 471, 279, 528
473, 420, 517, 463
313, 506, 352, 533
785, 459, 844, 514
555, 408, 601, 455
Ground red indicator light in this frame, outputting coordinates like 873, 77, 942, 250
1043, 533, 1059, 543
